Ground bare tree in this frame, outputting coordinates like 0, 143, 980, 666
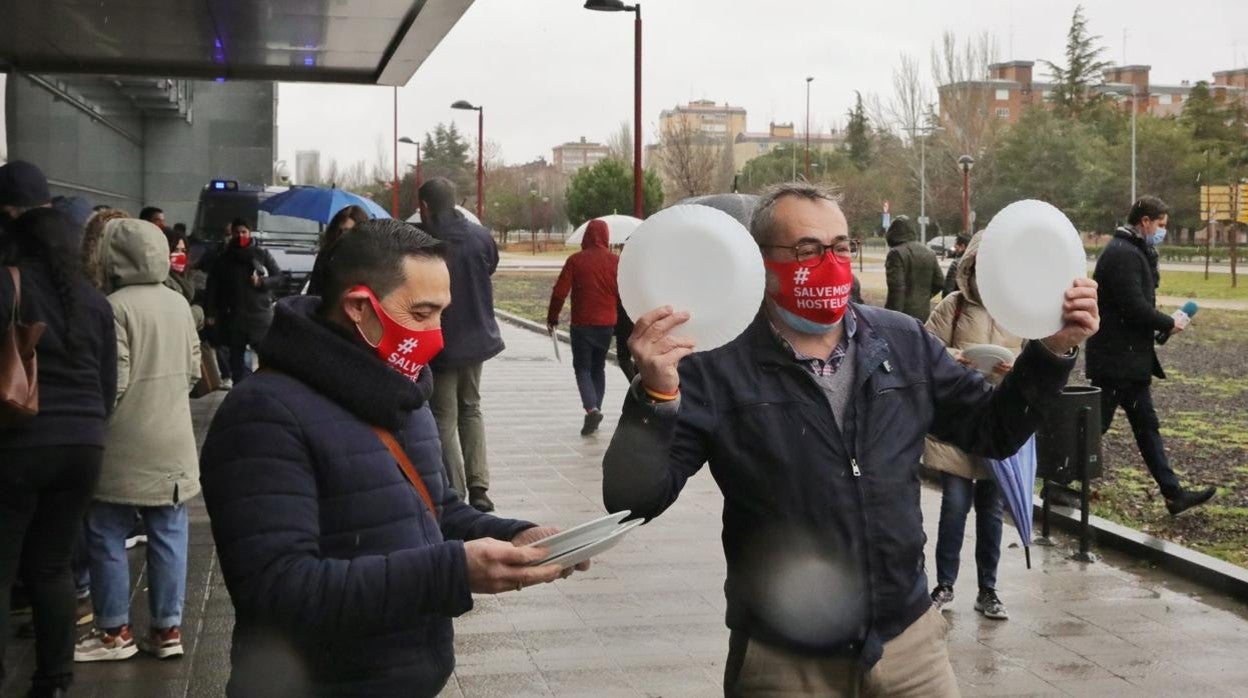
889, 53, 931, 138
607, 121, 633, 166
930, 31, 999, 157
655, 114, 725, 200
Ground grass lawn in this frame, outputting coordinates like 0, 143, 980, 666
1158, 271, 1248, 301
493, 270, 1248, 569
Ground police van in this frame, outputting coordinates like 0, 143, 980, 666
190, 180, 319, 297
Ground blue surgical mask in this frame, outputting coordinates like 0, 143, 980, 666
773, 304, 842, 335
1148, 227, 1167, 246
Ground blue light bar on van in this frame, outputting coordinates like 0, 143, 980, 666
210, 180, 239, 191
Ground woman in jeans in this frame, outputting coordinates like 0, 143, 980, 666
74, 219, 200, 663
0, 206, 117, 697
924, 231, 1022, 620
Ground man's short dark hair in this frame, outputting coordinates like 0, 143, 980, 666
1128, 196, 1168, 225
139, 206, 163, 222
173, 222, 187, 234
231, 217, 252, 231
750, 182, 840, 245
315, 219, 446, 316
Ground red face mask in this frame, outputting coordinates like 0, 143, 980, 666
350, 286, 444, 381
169, 251, 188, 274
763, 251, 855, 330
236, 231, 252, 247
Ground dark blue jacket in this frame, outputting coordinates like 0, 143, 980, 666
603, 305, 1074, 666
426, 213, 504, 369
200, 296, 532, 698
0, 259, 116, 450
1086, 228, 1173, 384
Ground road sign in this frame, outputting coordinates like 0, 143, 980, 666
1200, 184, 1248, 222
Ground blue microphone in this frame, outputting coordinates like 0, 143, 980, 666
1157, 301, 1197, 344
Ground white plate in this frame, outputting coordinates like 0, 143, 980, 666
618, 205, 765, 352
962, 344, 1015, 374
538, 519, 644, 568
522, 511, 630, 561
976, 200, 1086, 339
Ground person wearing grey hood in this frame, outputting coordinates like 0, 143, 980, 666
74, 218, 200, 664
884, 216, 944, 321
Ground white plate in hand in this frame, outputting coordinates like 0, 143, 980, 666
962, 344, 1015, 374
538, 519, 644, 568
522, 511, 630, 561
976, 199, 1086, 339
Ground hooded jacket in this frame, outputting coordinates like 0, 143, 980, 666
923, 232, 1024, 480
205, 237, 282, 341
1085, 226, 1174, 384
425, 211, 505, 369
884, 220, 945, 321
547, 219, 619, 327
98, 219, 201, 506
200, 296, 533, 697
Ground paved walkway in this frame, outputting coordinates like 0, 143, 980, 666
6, 322, 1248, 697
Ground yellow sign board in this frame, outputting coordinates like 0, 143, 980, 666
1200, 184, 1248, 223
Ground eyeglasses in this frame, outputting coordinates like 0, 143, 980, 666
760, 241, 852, 267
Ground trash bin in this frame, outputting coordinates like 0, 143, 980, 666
1035, 386, 1102, 484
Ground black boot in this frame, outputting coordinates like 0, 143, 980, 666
469, 487, 495, 513
1165, 486, 1216, 516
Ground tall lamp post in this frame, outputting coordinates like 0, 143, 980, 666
398, 136, 422, 216
392, 87, 399, 217
585, 0, 643, 218
451, 100, 484, 220
910, 124, 944, 243
958, 154, 975, 235
805, 76, 814, 180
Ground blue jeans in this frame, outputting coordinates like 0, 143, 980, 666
935, 473, 1002, 593
84, 502, 189, 629
571, 326, 613, 411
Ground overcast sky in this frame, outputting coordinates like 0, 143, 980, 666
273, 0, 1248, 178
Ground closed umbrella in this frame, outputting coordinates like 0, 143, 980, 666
988, 435, 1038, 569
565, 215, 642, 246
259, 186, 390, 224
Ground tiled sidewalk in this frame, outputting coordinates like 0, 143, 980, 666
5, 321, 1246, 697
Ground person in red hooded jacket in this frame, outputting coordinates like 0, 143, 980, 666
547, 219, 619, 435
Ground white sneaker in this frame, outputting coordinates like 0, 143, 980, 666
75, 625, 139, 662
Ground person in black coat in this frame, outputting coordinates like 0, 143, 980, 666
204, 218, 281, 384
418, 178, 505, 512
1086, 196, 1216, 516
1, 203, 117, 697
200, 220, 584, 698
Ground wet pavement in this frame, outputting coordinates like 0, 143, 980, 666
5, 321, 1247, 697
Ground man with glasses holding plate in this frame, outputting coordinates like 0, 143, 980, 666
603, 183, 1099, 696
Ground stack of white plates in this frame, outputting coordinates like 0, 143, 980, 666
525, 511, 643, 568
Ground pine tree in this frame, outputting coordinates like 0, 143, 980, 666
1042, 5, 1112, 119
846, 92, 872, 171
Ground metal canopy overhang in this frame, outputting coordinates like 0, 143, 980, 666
0, 0, 474, 86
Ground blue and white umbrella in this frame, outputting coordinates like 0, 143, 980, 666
989, 435, 1038, 569
259, 186, 390, 224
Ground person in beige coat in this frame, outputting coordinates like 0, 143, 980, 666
75, 218, 200, 664
924, 232, 1023, 621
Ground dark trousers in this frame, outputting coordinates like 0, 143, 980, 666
571, 325, 613, 411
1093, 379, 1182, 498
216, 345, 232, 381
935, 473, 1002, 593
0, 446, 103, 693
228, 335, 253, 383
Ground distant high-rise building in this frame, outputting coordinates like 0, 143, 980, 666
552, 137, 609, 175
296, 150, 321, 185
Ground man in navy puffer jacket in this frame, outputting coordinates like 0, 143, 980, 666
201, 220, 576, 697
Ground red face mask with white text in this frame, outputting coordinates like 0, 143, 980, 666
350, 285, 444, 381
762, 251, 855, 331
169, 251, 188, 274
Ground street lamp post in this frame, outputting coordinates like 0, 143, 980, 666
805, 76, 814, 181
451, 100, 484, 220
958, 154, 975, 235
910, 124, 943, 243
585, 0, 643, 218
392, 87, 399, 217
1130, 89, 1138, 203
398, 136, 422, 214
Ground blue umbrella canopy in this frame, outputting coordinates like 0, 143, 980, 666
989, 435, 1038, 569
259, 186, 391, 224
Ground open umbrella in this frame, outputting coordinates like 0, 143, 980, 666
565, 214, 642, 246
259, 186, 390, 224
989, 435, 1038, 568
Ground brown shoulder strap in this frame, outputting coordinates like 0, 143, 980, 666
6, 267, 19, 327
949, 293, 966, 347
372, 426, 439, 520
